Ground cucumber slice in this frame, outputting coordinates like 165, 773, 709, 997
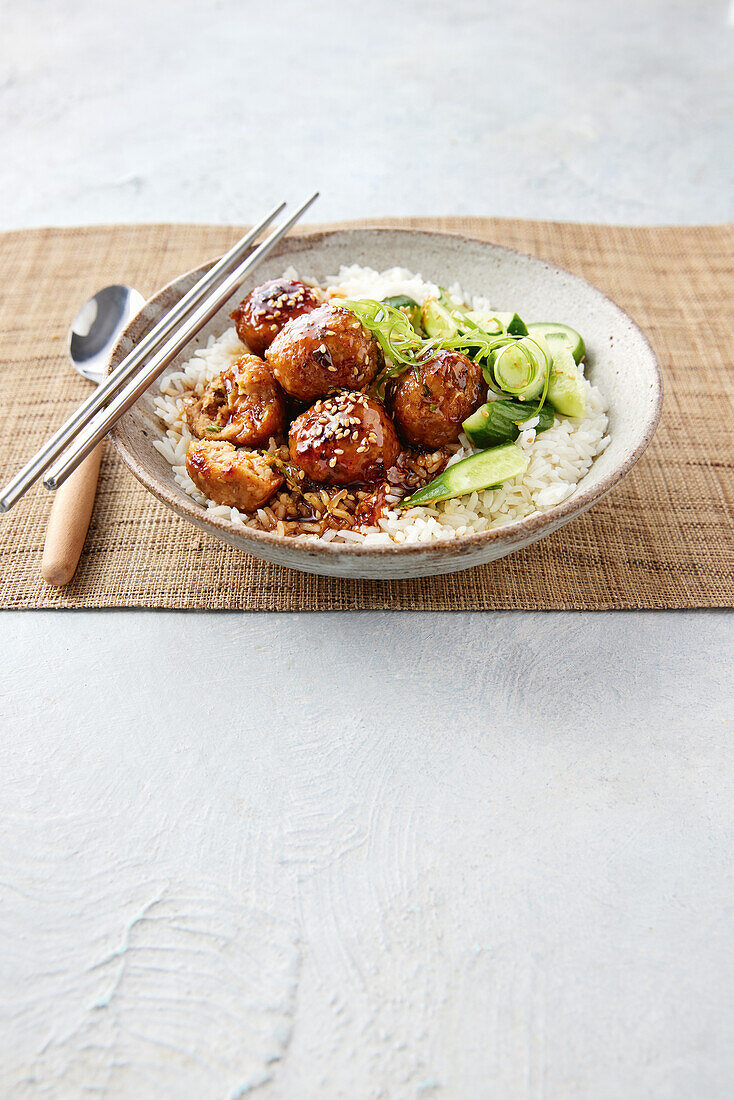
399, 444, 528, 508
495, 311, 529, 337
467, 309, 528, 336
382, 295, 422, 331
465, 309, 501, 334
421, 298, 458, 339
547, 347, 586, 418
527, 322, 585, 364
487, 334, 549, 402
463, 399, 555, 448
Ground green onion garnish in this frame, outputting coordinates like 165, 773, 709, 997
335, 297, 550, 413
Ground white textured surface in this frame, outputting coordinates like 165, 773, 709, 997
2, 612, 733, 1099
1, 1, 733, 1097
1, 0, 733, 228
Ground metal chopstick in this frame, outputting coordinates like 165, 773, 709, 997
0, 201, 286, 512
44, 192, 319, 491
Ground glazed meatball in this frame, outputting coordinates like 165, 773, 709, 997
389, 349, 486, 448
289, 391, 401, 486
185, 353, 285, 448
185, 440, 283, 511
230, 278, 323, 356
266, 304, 383, 402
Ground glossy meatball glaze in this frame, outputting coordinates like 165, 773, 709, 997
230, 278, 322, 356
266, 304, 383, 402
389, 349, 486, 448
185, 440, 283, 511
185, 353, 285, 448
289, 391, 401, 486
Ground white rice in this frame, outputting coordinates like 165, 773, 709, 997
153, 265, 610, 545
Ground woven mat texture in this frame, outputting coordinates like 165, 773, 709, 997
0, 218, 731, 610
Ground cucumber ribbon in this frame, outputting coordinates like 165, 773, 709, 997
336, 297, 551, 411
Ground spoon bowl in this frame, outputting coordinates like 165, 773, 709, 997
69, 285, 146, 383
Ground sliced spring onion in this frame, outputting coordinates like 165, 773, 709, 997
336, 298, 553, 415
335, 299, 424, 366
382, 295, 422, 330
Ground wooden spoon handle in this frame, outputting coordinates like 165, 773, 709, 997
41, 443, 103, 586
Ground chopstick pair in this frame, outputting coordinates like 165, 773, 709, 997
0, 193, 319, 511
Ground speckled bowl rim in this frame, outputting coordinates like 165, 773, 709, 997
109, 226, 663, 561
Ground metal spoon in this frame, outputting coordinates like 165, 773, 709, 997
42, 285, 145, 586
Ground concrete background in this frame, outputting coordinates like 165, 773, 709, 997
1, 2, 732, 1097
2, 0, 733, 228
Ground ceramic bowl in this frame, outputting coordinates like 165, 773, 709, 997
109, 228, 662, 579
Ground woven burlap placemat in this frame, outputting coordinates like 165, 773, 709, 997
0, 218, 731, 610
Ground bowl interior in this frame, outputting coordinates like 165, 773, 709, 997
109, 227, 662, 577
